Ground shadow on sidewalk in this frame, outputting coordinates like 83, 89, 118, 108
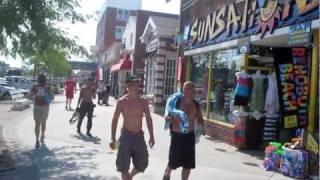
71, 133, 101, 145
4, 143, 109, 179
204, 135, 264, 160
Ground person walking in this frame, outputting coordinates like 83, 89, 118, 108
76, 79, 96, 137
30, 73, 54, 148
64, 76, 76, 110
162, 81, 204, 180
110, 76, 155, 180
97, 80, 105, 105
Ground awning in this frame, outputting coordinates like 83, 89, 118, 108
110, 56, 132, 72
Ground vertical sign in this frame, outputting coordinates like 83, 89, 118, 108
274, 48, 310, 129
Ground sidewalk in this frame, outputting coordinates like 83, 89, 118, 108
0, 93, 294, 179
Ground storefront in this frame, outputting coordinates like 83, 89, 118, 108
180, 0, 319, 177
110, 54, 132, 99
140, 16, 179, 114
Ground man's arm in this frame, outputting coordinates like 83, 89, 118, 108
111, 100, 122, 142
77, 89, 83, 108
144, 100, 155, 148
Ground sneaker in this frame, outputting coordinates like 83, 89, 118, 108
35, 141, 40, 149
65, 106, 68, 110
86, 132, 92, 137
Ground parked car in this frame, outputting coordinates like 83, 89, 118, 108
5, 76, 33, 91
0, 81, 27, 100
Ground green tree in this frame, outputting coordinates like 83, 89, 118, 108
0, 0, 88, 76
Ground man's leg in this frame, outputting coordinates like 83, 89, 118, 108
40, 120, 47, 142
65, 97, 68, 109
86, 105, 94, 136
121, 172, 131, 180
181, 168, 191, 180
129, 168, 139, 179
163, 166, 172, 180
69, 98, 72, 109
34, 120, 41, 148
77, 105, 86, 133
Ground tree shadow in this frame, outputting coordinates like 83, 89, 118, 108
6, 143, 111, 179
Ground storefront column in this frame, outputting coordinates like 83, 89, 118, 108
206, 52, 213, 118
308, 30, 319, 133
242, 53, 249, 66
186, 56, 192, 81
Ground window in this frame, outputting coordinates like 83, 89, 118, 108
117, 9, 129, 21
117, 9, 123, 21
208, 49, 241, 124
191, 54, 210, 115
115, 26, 124, 40
163, 59, 176, 98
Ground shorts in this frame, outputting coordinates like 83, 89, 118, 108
168, 131, 195, 169
66, 90, 74, 99
34, 105, 49, 123
116, 129, 148, 172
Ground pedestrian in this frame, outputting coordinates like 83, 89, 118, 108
104, 83, 110, 105
64, 76, 76, 110
76, 78, 96, 137
162, 81, 204, 180
110, 75, 155, 180
30, 73, 54, 148
97, 80, 105, 105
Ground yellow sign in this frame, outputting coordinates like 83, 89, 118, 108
284, 115, 298, 129
306, 133, 319, 153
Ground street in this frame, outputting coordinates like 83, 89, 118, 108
0, 92, 293, 180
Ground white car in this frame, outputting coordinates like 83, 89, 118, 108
0, 81, 27, 100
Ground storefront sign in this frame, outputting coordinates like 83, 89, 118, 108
184, 0, 319, 49
288, 21, 312, 45
274, 48, 310, 129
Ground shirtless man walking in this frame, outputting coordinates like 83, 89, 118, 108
110, 76, 155, 180
163, 81, 204, 180
76, 79, 96, 137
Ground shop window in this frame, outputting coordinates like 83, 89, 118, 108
208, 49, 241, 124
164, 59, 176, 98
190, 54, 210, 115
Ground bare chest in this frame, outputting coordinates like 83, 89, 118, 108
122, 100, 145, 115
181, 102, 197, 117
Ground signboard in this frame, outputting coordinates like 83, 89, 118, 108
274, 48, 310, 129
288, 22, 312, 45
184, 0, 319, 50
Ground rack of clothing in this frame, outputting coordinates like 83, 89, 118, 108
233, 66, 280, 148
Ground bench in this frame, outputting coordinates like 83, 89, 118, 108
10, 91, 31, 111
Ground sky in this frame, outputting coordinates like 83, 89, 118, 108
4, 0, 179, 68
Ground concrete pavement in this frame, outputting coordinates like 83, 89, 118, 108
0, 92, 294, 180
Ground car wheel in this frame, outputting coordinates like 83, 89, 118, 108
2, 92, 12, 101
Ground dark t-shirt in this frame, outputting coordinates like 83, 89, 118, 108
31, 84, 51, 106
